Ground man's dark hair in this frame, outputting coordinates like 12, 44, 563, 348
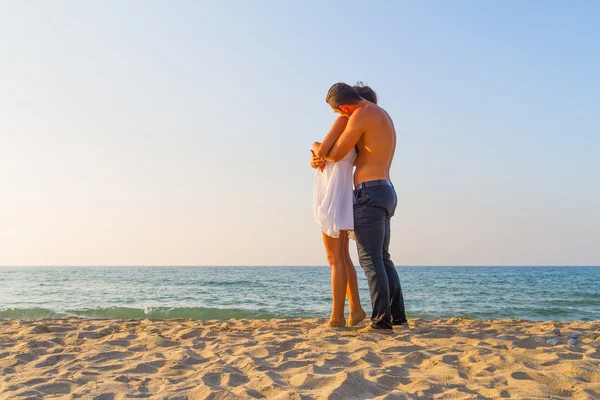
353, 82, 377, 104
325, 82, 362, 108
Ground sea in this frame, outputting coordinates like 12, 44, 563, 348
0, 266, 598, 321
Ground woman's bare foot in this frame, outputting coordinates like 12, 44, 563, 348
326, 318, 346, 328
347, 309, 367, 326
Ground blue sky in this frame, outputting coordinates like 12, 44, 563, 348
0, 1, 598, 266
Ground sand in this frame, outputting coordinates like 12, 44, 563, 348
0, 318, 599, 399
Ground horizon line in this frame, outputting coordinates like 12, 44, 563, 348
1, 265, 599, 268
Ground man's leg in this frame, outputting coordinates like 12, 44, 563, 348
383, 218, 406, 324
354, 196, 392, 330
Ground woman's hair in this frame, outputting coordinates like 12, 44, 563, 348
353, 81, 377, 104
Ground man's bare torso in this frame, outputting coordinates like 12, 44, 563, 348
353, 104, 396, 186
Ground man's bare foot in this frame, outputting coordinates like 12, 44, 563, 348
347, 309, 367, 326
326, 318, 346, 328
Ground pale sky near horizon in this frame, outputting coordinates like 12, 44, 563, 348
1, 1, 598, 267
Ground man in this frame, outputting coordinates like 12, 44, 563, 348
311, 82, 406, 330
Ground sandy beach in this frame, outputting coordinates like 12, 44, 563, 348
0, 318, 599, 399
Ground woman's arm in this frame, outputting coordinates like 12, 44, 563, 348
312, 116, 349, 158
323, 108, 367, 162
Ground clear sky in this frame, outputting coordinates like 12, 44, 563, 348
0, 1, 598, 266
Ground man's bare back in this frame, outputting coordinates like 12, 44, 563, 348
352, 103, 396, 186
324, 100, 396, 186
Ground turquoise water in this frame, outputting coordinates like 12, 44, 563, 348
0, 267, 598, 321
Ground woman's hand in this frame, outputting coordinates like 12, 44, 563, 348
310, 150, 326, 171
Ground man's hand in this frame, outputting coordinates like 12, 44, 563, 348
310, 150, 326, 171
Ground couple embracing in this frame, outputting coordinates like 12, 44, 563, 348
311, 82, 406, 331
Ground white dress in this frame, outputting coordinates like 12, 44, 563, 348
313, 148, 357, 238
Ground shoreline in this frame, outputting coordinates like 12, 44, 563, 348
2, 308, 599, 323
3, 316, 600, 322
1, 318, 599, 399
3, 315, 600, 325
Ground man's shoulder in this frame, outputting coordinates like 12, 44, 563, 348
351, 104, 387, 126
351, 104, 376, 120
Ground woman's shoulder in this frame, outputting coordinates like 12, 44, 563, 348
332, 116, 349, 127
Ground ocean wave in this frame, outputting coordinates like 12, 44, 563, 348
0, 306, 283, 320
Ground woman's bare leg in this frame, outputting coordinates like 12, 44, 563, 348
344, 233, 366, 326
322, 231, 347, 327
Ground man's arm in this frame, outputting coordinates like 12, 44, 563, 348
323, 108, 367, 162
312, 116, 349, 158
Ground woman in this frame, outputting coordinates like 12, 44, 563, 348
311, 83, 377, 327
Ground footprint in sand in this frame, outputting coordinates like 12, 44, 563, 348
34, 353, 76, 368
124, 360, 165, 374
93, 393, 124, 400
33, 381, 72, 395
104, 339, 131, 347
88, 350, 131, 363
511, 371, 533, 380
